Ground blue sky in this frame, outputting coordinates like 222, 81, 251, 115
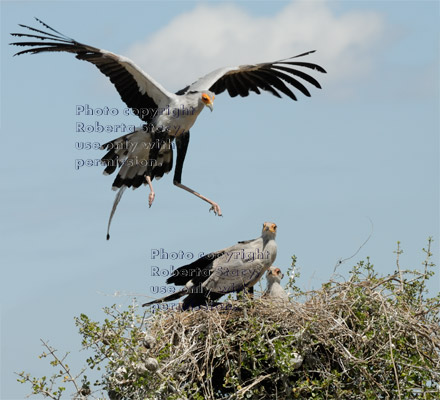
1, 1, 439, 398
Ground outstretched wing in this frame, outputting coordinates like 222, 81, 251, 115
10, 18, 175, 123
178, 51, 326, 100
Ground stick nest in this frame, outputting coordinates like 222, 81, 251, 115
119, 264, 440, 399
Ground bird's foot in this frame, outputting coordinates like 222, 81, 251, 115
209, 202, 222, 216
148, 191, 155, 208
145, 175, 155, 208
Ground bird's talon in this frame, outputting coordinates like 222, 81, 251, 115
148, 192, 155, 208
209, 204, 222, 216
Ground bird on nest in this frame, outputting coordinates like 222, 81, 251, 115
10, 19, 326, 239
263, 266, 289, 302
142, 222, 277, 310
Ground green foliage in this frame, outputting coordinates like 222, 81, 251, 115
284, 255, 303, 297
17, 239, 440, 399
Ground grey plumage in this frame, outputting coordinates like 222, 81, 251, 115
263, 266, 289, 302
143, 222, 278, 310
10, 19, 326, 236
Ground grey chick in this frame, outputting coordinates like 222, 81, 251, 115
263, 266, 289, 302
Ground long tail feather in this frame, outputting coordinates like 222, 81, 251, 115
106, 186, 127, 240
142, 290, 187, 307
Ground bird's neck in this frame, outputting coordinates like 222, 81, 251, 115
263, 237, 277, 264
155, 97, 205, 136
266, 279, 278, 291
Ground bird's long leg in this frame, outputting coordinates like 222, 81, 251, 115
145, 175, 155, 208
174, 131, 222, 217
174, 182, 222, 216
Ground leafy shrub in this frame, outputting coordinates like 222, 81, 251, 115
17, 239, 439, 399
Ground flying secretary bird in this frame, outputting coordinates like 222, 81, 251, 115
142, 222, 277, 310
10, 19, 326, 238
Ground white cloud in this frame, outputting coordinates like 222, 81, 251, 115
126, 2, 385, 94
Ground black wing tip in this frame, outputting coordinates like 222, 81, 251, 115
10, 48, 32, 57
302, 49, 316, 57
286, 51, 327, 74
9, 42, 21, 56
33, 17, 63, 35
106, 233, 110, 240
283, 94, 298, 101
287, 50, 317, 60
311, 64, 327, 74
10, 47, 47, 57
10, 18, 75, 55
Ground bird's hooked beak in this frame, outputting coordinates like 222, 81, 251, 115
267, 267, 283, 279
202, 93, 214, 112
